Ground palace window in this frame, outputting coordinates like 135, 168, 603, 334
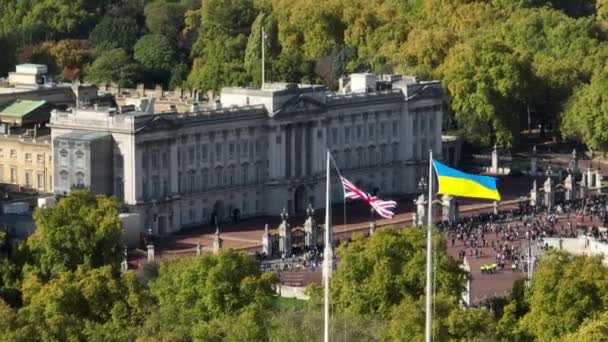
25, 170, 32, 187
37, 173, 44, 190
202, 169, 209, 190
75, 150, 85, 168
215, 143, 222, 160
332, 127, 338, 145
242, 163, 249, 184
202, 145, 208, 161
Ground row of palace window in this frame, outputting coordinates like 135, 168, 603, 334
413, 114, 437, 137
141, 162, 268, 198
332, 143, 400, 169
180, 199, 260, 224
58, 149, 85, 168
58, 170, 85, 190
0, 164, 48, 190
142, 140, 266, 171
0, 149, 49, 164
330, 121, 400, 146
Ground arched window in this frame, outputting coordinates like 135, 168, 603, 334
59, 149, 68, 167
242, 163, 249, 184
215, 166, 223, 187
201, 168, 209, 190
188, 170, 196, 192
392, 143, 399, 162
228, 165, 235, 186
344, 149, 351, 169
356, 147, 363, 168
75, 172, 85, 188
60, 170, 69, 190
380, 144, 387, 164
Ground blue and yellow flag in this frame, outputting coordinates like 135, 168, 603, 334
432, 160, 501, 201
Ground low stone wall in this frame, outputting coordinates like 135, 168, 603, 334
544, 236, 608, 264
276, 285, 309, 300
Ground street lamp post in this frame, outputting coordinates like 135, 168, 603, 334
306, 203, 315, 219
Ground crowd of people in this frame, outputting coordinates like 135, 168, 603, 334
261, 194, 608, 278
437, 194, 608, 274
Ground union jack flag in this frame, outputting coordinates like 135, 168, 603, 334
340, 176, 397, 219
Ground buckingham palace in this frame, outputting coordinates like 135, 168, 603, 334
49, 73, 444, 235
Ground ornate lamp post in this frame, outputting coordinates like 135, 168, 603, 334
414, 176, 428, 227
306, 203, 315, 219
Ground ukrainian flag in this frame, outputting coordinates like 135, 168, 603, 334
433, 160, 501, 201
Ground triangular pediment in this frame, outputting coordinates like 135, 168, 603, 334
407, 84, 444, 101
273, 94, 327, 116
137, 116, 178, 132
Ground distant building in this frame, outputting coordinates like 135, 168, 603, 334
0, 64, 105, 194
50, 73, 445, 235
0, 99, 54, 193
0, 64, 98, 107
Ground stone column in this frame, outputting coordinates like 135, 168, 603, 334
565, 174, 576, 201
571, 148, 579, 174
579, 177, 588, 199
530, 180, 538, 207
544, 177, 554, 210
278, 208, 291, 257
596, 169, 603, 194
304, 204, 317, 248
262, 224, 272, 256
415, 194, 427, 226
369, 206, 377, 234
530, 145, 537, 175
491, 144, 498, 174
442, 194, 456, 223
587, 167, 594, 189
147, 244, 155, 262
493, 201, 499, 215
121, 245, 128, 272
213, 228, 223, 254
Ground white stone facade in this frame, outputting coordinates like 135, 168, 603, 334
50, 75, 444, 235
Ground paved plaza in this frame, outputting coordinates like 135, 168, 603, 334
132, 155, 608, 305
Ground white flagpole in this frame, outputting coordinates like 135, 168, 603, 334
261, 26, 266, 89
324, 149, 332, 342
425, 149, 433, 342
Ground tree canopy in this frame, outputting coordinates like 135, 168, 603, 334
28, 190, 124, 279
85, 48, 140, 87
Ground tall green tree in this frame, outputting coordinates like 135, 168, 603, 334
331, 228, 467, 319
85, 48, 141, 87
141, 249, 278, 339
134, 34, 176, 86
144, 1, 188, 43
519, 250, 608, 341
18, 266, 150, 341
89, 16, 142, 52
561, 68, 608, 149
439, 38, 531, 147
28, 191, 124, 279
187, 0, 256, 91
